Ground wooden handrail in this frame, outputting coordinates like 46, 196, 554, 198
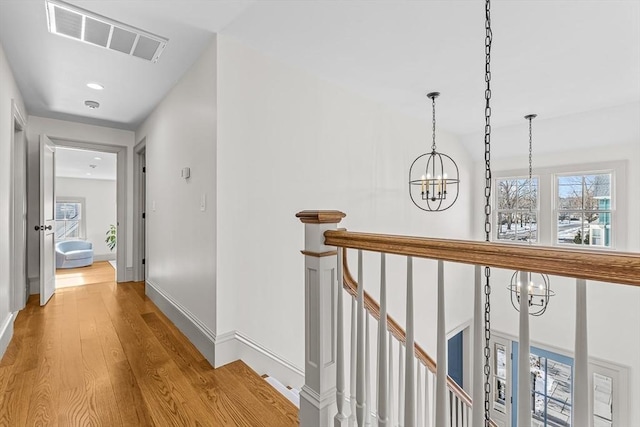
328, 230, 640, 287
341, 250, 498, 427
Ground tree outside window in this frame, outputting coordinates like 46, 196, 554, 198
556, 173, 611, 247
496, 177, 539, 242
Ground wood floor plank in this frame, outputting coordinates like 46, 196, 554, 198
0, 262, 299, 426
0, 369, 37, 426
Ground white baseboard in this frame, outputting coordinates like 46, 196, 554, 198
29, 276, 39, 295
145, 280, 216, 364
94, 253, 116, 262
144, 279, 304, 388
215, 330, 304, 389
0, 312, 17, 360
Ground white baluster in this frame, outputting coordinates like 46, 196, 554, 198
336, 248, 348, 427
399, 344, 405, 427
517, 270, 532, 427
365, 315, 372, 427
573, 278, 589, 427
424, 369, 431, 427
417, 362, 423, 427
350, 296, 357, 427
405, 257, 416, 427
378, 253, 389, 426
389, 332, 396, 427
435, 261, 447, 427
356, 250, 366, 427
471, 265, 484, 427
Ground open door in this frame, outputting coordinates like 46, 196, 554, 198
39, 135, 56, 305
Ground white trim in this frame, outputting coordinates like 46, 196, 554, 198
10, 99, 28, 312
145, 279, 304, 388
29, 276, 39, 295
215, 330, 305, 389
93, 253, 116, 262
145, 279, 216, 363
0, 312, 18, 359
132, 138, 146, 282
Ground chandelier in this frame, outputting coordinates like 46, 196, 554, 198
408, 92, 460, 212
507, 114, 554, 316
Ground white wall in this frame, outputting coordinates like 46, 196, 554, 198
135, 37, 217, 338
0, 41, 26, 357
55, 177, 117, 259
217, 35, 475, 371
26, 116, 135, 287
471, 109, 640, 425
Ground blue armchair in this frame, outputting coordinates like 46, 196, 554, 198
55, 240, 94, 269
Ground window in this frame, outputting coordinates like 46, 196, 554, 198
556, 173, 612, 247
55, 198, 85, 240
496, 177, 539, 243
513, 343, 574, 427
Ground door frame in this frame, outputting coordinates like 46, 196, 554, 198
10, 100, 27, 311
50, 138, 128, 283
133, 137, 146, 282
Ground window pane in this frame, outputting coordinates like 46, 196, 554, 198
558, 175, 583, 210
498, 179, 519, 210
557, 212, 585, 245
546, 399, 571, 427
497, 212, 517, 241
547, 359, 572, 405
584, 174, 611, 211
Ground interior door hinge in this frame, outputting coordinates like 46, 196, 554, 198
142, 212, 145, 219
142, 258, 145, 265
143, 166, 146, 173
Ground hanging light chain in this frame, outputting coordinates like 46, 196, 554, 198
528, 115, 534, 244
483, 0, 493, 424
431, 95, 437, 152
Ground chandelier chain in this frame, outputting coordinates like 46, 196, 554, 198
483, 0, 493, 424
528, 116, 533, 244
431, 95, 437, 152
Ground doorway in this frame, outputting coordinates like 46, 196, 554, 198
10, 100, 27, 311
54, 147, 117, 288
133, 138, 146, 282
48, 139, 127, 284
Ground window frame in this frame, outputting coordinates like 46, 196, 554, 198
493, 160, 626, 251
553, 169, 615, 250
494, 175, 541, 244
55, 196, 86, 240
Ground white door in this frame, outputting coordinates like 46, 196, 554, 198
39, 135, 56, 305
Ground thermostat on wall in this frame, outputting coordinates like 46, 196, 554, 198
181, 167, 190, 179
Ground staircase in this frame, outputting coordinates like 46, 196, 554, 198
296, 210, 640, 427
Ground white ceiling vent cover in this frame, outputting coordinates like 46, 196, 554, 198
46, 0, 168, 63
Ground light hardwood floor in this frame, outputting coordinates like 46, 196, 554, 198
0, 269, 299, 426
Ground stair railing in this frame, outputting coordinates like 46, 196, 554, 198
296, 210, 640, 427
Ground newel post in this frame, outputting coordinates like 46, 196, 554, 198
296, 210, 346, 427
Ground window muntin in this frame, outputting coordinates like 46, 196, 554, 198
496, 177, 539, 243
530, 353, 573, 427
55, 199, 84, 240
556, 173, 612, 247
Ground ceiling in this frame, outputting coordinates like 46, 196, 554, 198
1, 1, 638, 157
55, 147, 116, 180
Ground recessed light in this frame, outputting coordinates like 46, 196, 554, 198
94, 156, 102, 160
86, 173, 92, 176
85, 100, 100, 109
87, 82, 104, 90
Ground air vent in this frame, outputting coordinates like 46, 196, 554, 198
46, 0, 168, 63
